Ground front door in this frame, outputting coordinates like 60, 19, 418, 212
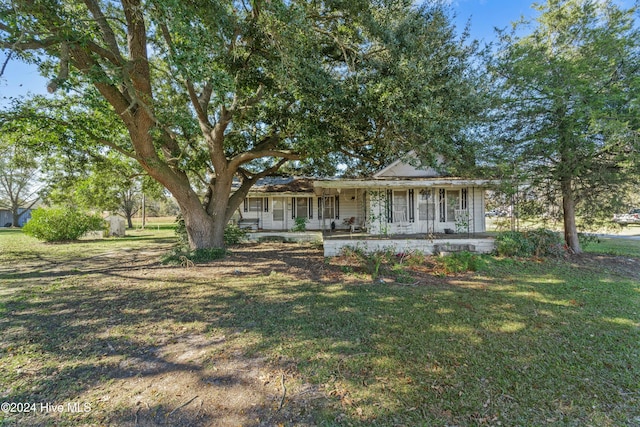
417, 189, 435, 233
272, 197, 286, 230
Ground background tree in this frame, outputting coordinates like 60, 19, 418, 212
45, 152, 166, 228
0, 130, 41, 226
1, 0, 485, 249
488, 0, 640, 253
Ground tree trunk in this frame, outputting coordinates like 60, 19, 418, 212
126, 214, 134, 229
561, 177, 582, 254
183, 206, 218, 249
12, 209, 20, 227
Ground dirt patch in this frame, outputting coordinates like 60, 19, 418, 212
96, 243, 350, 426
569, 253, 640, 281
102, 334, 325, 427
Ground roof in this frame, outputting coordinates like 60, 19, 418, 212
242, 177, 316, 195
313, 177, 499, 189
372, 151, 442, 178
241, 153, 497, 196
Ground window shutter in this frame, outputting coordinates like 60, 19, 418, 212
292, 197, 296, 219
309, 197, 313, 219
318, 198, 322, 219
264, 197, 269, 212
386, 189, 393, 223
409, 189, 415, 222
335, 195, 340, 219
244, 198, 248, 213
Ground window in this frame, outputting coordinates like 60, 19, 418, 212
419, 189, 434, 221
244, 197, 268, 212
273, 199, 284, 221
292, 197, 313, 219
386, 190, 415, 223
393, 191, 408, 222
446, 190, 460, 222
318, 196, 339, 219
437, 189, 468, 222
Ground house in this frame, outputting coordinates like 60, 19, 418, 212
0, 208, 32, 227
235, 154, 495, 237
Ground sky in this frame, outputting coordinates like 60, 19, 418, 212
0, 0, 635, 103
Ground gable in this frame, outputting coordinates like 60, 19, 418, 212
373, 152, 442, 178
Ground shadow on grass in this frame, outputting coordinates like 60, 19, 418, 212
1, 243, 639, 426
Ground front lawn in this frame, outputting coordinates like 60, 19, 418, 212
1, 229, 638, 426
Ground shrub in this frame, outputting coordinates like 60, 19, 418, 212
495, 231, 535, 257
23, 207, 106, 242
439, 251, 487, 274
174, 214, 188, 247
291, 217, 308, 232
189, 248, 228, 262
495, 229, 566, 257
526, 228, 565, 257
224, 224, 248, 245
162, 247, 228, 265
338, 246, 399, 280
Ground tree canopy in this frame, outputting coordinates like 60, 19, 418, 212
1, 0, 486, 249
488, 0, 640, 253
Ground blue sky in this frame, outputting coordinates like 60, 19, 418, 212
451, 0, 539, 42
0, 0, 635, 102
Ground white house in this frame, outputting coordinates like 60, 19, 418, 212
235, 154, 496, 237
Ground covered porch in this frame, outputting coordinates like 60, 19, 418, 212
313, 178, 492, 236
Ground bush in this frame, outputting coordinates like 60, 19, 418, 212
23, 207, 106, 242
439, 251, 487, 274
526, 228, 565, 257
495, 229, 565, 257
162, 247, 228, 265
291, 217, 308, 232
495, 231, 534, 257
224, 224, 248, 245
338, 246, 401, 280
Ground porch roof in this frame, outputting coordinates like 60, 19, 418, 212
313, 177, 499, 189
238, 177, 318, 196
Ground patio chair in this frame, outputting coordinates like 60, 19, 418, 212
394, 210, 412, 233
343, 216, 357, 232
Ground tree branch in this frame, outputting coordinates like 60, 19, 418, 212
228, 149, 300, 172
47, 42, 69, 93
225, 158, 290, 220
0, 49, 12, 78
82, 0, 124, 62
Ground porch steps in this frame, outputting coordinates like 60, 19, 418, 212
434, 243, 475, 255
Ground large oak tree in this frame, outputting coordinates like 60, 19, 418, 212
1, 0, 485, 249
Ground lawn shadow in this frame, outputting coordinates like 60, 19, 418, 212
1, 241, 639, 425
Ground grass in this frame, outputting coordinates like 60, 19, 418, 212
129, 215, 178, 230
584, 237, 640, 257
1, 229, 639, 426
